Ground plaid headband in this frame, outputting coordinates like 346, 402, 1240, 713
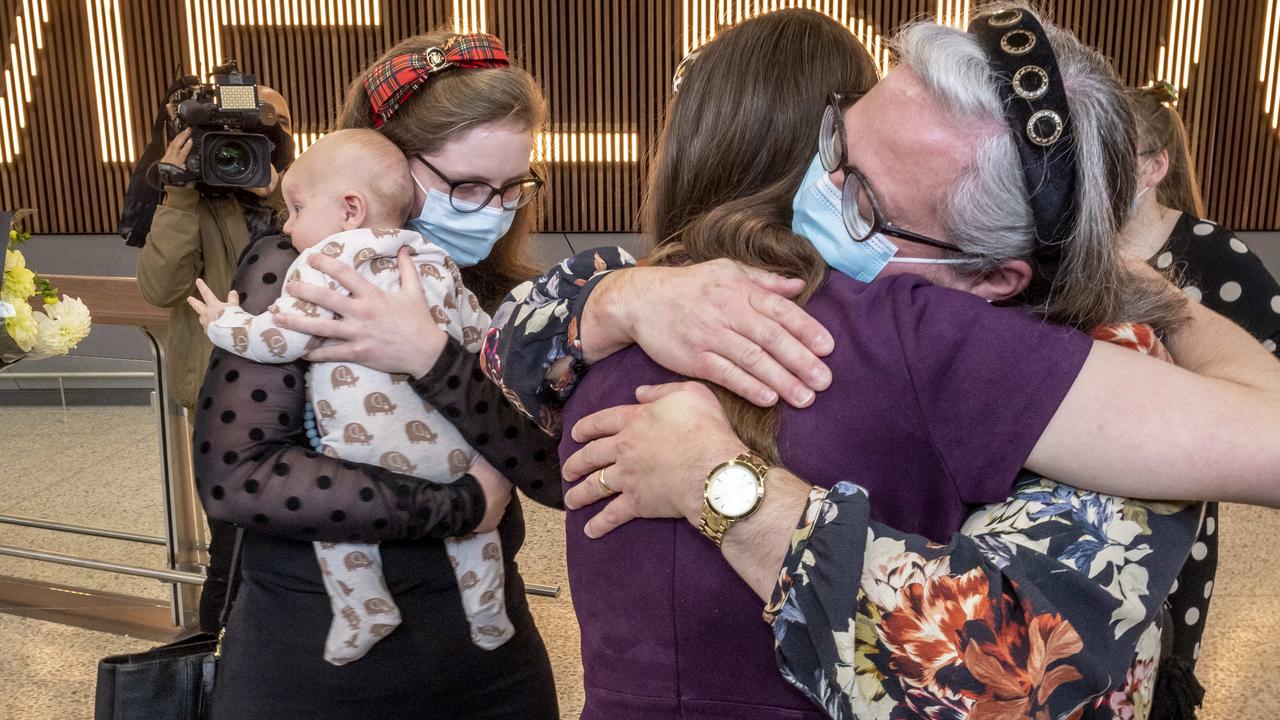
364, 33, 510, 127
968, 8, 1078, 300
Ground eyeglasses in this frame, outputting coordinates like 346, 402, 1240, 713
415, 155, 544, 213
818, 92, 968, 255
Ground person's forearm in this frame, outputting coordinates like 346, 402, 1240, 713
579, 268, 645, 364
413, 338, 565, 509
1164, 298, 1280, 393
718, 469, 814, 601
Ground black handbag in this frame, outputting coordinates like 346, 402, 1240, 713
94, 527, 244, 720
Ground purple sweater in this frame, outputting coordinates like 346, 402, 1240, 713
559, 272, 1093, 719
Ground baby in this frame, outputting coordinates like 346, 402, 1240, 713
189, 128, 514, 665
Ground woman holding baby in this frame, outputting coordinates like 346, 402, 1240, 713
192, 31, 562, 719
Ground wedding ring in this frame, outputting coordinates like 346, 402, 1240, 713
597, 468, 617, 495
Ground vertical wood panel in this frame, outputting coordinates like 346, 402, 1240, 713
0, 0, 1277, 234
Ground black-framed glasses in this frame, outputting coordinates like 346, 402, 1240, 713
415, 155, 544, 212
819, 91, 968, 255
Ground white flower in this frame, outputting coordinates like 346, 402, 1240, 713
31, 296, 91, 357
861, 530, 950, 612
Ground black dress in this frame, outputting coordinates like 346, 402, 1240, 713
193, 235, 564, 719
1157, 213, 1280, 670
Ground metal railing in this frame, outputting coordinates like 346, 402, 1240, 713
1, 286, 560, 629
0, 370, 155, 410
0, 544, 205, 586
0, 513, 167, 545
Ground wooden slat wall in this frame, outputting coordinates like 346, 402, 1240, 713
1, 0, 1277, 234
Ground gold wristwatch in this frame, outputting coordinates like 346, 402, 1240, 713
699, 452, 770, 547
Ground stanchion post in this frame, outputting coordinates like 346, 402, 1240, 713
142, 327, 206, 630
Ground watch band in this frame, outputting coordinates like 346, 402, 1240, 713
699, 451, 770, 547
699, 501, 734, 547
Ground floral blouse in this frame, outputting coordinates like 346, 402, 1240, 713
483, 248, 1204, 718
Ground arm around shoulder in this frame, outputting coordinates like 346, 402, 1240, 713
1027, 324, 1280, 506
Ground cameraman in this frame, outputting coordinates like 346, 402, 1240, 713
135, 86, 292, 633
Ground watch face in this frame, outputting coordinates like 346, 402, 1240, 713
708, 463, 761, 518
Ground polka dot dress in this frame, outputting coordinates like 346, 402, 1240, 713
187, 234, 566, 718
1154, 213, 1280, 668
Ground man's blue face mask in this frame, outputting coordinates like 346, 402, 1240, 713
791, 153, 971, 281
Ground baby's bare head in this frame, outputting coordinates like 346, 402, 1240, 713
281, 129, 413, 248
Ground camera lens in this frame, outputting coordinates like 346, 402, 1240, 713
211, 138, 252, 181
200, 131, 271, 188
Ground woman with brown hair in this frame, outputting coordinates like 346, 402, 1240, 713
1123, 79, 1280, 705
192, 29, 561, 719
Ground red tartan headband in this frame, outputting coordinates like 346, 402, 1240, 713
364, 33, 510, 127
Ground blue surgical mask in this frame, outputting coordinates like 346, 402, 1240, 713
408, 178, 515, 267
792, 153, 972, 278
791, 154, 899, 282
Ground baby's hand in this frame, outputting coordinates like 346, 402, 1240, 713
468, 455, 514, 534
186, 278, 240, 331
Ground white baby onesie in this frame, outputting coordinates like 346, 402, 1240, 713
206, 227, 513, 665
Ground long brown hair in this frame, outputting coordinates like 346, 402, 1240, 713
337, 29, 547, 311
1129, 82, 1206, 218
643, 9, 878, 463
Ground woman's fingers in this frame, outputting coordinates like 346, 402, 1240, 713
737, 265, 807, 298
716, 328, 816, 408
564, 465, 620, 510
634, 381, 709, 403
274, 313, 353, 341
309, 253, 381, 298
569, 405, 633, 443
747, 284, 834, 357
562, 435, 620, 485
690, 289, 831, 408
395, 247, 426, 299
286, 280, 356, 318
584, 494, 639, 539
691, 348, 780, 407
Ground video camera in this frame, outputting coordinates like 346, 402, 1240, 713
162, 60, 286, 189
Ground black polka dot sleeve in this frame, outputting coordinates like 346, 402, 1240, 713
192, 235, 485, 542
411, 338, 565, 510
1162, 215, 1280, 356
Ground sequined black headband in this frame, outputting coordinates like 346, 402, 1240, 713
968, 8, 1078, 278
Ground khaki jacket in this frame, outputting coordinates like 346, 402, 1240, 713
136, 185, 284, 409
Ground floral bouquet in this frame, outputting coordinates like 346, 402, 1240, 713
1, 210, 92, 369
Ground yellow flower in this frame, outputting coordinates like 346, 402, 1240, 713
3, 245, 23, 272
3, 248, 36, 302
32, 296, 91, 357
5, 300, 38, 351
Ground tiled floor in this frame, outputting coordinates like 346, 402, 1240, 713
1, 404, 1277, 719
